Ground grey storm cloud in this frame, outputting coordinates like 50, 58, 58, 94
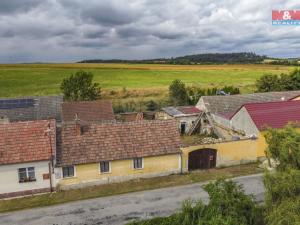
0, 0, 300, 62
0, 0, 42, 14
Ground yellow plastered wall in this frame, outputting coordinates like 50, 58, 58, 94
181, 139, 260, 171
258, 128, 300, 158
59, 154, 180, 187
256, 132, 268, 158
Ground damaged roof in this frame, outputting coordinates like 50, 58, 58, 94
62, 100, 115, 122
198, 90, 300, 118
0, 120, 56, 165
58, 120, 181, 166
162, 106, 201, 117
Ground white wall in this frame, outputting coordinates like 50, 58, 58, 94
230, 107, 259, 136
176, 115, 199, 134
196, 98, 206, 111
211, 114, 231, 129
0, 161, 53, 194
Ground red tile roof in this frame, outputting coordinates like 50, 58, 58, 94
59, 120, 181, 166
177, 106, 202, 115
62, 100, 115, 122
0, 120, 56, 165
243, 100, 300, 130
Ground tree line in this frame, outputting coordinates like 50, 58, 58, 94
78, 52, 266, 65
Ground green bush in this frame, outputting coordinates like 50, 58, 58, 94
127, 179, 263, 225
256, 69, 300, 92
265, 196, 300, 225
263, 127, 300, 225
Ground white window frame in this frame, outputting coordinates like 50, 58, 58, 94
99, 161, 111, 174
18, 167, 36, 183
62, 165, 76, 178
133, 157, 144, 170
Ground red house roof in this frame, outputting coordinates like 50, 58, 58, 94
62, 100, 115, 122
59, 120, 181, 166
243, 100, 300, 130
0, 120, 56, 165
177, 106, 202, 115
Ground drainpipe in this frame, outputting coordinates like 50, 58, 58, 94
48, 162, 53, 192
180, 151, 183, 174
46, 122, 54, 192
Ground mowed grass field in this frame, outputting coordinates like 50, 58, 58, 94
0, 63, 296, 98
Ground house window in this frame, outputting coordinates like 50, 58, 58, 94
18, 167, 36, 183
133, 157, 143, 169
62, 165, 74, 178
100, 161, 110, 173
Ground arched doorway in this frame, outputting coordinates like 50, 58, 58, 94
188, 148, 217, 171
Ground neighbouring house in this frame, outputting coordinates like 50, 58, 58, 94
194, 90, 300, 132
0, 96, 63, 123
61, 100, 115, 122
156, 106, 202, 134
229, 100, 300, 157
56, 120, 181, 189
181, 99, 300, 172
116, 112, 144, 122
230, 100, 300, 136
0, 120, 57, 198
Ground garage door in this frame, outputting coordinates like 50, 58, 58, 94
188, 148, 217, 170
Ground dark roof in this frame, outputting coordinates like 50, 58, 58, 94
61, 100, 115, 122
199, 91, 300, 118
0, 120, 56, 165
0, 96, 63, 122
59, 120, 181, 166
242, 100, 300, 130
163, 106, 201, 117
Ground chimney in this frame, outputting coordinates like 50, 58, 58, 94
74, 113, 82, 135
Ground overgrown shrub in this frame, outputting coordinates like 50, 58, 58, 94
263, 127, 300, 225
256, 69, 300, 92
127, 179, 263, 225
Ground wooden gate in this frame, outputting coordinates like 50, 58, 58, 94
188, 148, 217, 170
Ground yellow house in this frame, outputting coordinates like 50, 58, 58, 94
57, 120, 182, 189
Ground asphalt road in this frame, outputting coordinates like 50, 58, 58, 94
0, 174, 264, 225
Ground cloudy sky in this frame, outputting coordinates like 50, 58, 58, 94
0, 0, 300, 63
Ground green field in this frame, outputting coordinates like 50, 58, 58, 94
0, 63, 296, 99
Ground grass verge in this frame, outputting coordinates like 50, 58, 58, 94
0, 163, 262, 213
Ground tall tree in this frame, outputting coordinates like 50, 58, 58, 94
61, 71, 101, 101
169, 79, 189, 106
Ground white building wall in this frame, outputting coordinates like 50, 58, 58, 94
195, 98, 206, 111
230, 107, 259, 136
176, 115, 199, 134
0, 161, 52, 195
211, 114, 231, 129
